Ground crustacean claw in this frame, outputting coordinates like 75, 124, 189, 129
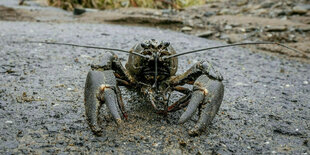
84, 70, 123, 135
178, 75, 224, 136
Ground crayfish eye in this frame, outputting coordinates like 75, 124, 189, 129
163, 42, 170, 47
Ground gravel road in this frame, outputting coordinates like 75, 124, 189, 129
0, 21, 309, 154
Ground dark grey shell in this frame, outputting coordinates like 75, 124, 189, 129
125, 40, 178, 80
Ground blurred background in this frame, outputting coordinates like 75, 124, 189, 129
46, 0, 206, 10
1, 0, 310, 60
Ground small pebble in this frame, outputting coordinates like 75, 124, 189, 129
179, 140, 186, 147
80, 54, 91, 58
265, 25, 287, 32
181, 26, 192, 32
197, 30, 214, 38
224, 25, 233, 30
203, 11, 215, 17
152, 142, 159, 147
303, 81, 308, 85
5, 120, 13, 124
292, 5, 308, 14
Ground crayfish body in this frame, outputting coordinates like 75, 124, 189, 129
84, 39, 224, 136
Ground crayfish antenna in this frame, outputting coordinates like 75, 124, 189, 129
163, 42, 307, 60
11, 40, 149, 58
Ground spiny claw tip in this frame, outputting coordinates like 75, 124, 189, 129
178, 117, 186, 124
116, 118, 122, 125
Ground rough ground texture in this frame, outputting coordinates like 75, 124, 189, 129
0, 0, 310, 154
1, 21, 310, 154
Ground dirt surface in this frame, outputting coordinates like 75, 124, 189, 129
2, 0, 310, 63
0, 0, 310, 154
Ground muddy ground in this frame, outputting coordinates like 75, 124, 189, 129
0, 0, 310, 154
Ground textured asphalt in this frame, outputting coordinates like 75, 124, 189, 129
0, 21, 309, 154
